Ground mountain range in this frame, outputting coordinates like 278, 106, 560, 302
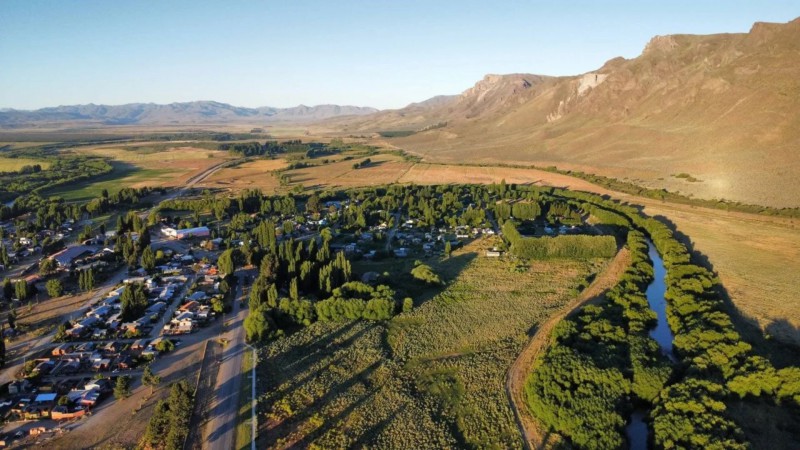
0, 101, 378, 127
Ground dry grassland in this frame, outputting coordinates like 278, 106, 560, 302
0, 156, 52, 171
286, 154, 413, 190
199, 159, 287, 192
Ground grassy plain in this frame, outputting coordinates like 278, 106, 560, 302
0, 156, 52, 171
255, 238, 605, 449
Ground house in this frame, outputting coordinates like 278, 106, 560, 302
92, 328, 109, 339
163, 226, 210, 240
146, 302, 167, 314
187, 291, 207, 302
34, 393, 57, 405
9, 379, 32, 395
51, 245, 97, 267
52, 405, 87, 420
103, 341, 121, 353
33, 360, 55, 375
131, 339, 149, 351
52, 343, 75, 356
117, 355, 135, 370
361, 272, 380, 284
165, 314, 194, 334
92, 359, 111, 371
196, 306, 212, 321
179, 300, 200, 313
66, 324, 88, 338
85, 379, 111, 393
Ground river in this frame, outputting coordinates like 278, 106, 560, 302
626, 240, 676, 449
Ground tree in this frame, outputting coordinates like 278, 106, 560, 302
141, 246, 156, 272
2, 278, 12, 301
14, 280, 28, 301
54, 321, 70, 341
218, 249, 236, 275
0, 245, 9, 267
142, 366, 162, 394
39, 258, 56, 275
155, 339, 175, 353
46, 279, 64, 298
410, 263, 442, 285
211, 296, 225, 314
120, 283, 148, 322
403, 297, 414, 313
78, 268, 95, 292
444, 240, 452, 258
7, 307, 15, 330
245, 304, 271, 342
114, 375, 132, 399
58, 395, 70, 406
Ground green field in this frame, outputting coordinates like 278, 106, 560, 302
41, 161, 174, 202
255, 239, 606, 449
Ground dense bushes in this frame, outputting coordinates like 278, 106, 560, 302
315, 282, 396, 322
503, 221, 617, 260
524, 231, 671, 448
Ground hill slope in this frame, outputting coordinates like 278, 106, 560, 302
0, 101, 378, 127
332, 18, 800, 207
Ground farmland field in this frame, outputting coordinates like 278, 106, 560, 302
198, 158, 288, 192
44, 145, 234, 201
284, 153, 414, 191
256, 238, 608, 449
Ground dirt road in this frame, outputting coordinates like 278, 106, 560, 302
506, 248, 631, 450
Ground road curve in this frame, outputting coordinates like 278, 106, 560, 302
505, 248, 631, 450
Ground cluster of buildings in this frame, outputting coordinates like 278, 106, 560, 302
163, 265, 223, 335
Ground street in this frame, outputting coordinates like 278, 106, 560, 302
203, 271, 251, 450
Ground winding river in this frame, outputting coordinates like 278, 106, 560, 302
626, 240, 676, 449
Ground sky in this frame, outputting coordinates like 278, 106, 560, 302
1, 1, 797, 110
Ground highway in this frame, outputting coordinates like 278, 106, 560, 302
203, 271, 251, 450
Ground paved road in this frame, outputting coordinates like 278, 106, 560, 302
204, 271, 251, 450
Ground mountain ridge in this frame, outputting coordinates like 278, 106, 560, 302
325, 17, 800, 207
0, 101, 378, 126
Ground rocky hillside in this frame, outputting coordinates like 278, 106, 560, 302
0, 101, 378, 127
332, 18, 800, 207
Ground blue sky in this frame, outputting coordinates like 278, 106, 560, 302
1, 1, 797, 110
